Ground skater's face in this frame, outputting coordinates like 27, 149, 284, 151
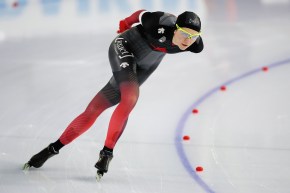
172, 24, 201, 50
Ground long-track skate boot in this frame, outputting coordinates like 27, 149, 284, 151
23, 144, 59, 171
95, 150, 113, 181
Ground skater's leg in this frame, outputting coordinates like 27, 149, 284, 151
59, 82, 120, 145
24, 81, 121, 169
104, 81, 139, 149
95, 76, 139, 176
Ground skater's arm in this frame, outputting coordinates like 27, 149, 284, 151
117, 9, 146, 33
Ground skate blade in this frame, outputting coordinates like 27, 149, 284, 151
96, 171, 103, 182
22, 163, 31, 173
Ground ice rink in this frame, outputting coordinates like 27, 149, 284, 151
1, 0, 290, 193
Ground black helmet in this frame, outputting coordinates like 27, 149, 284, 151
176, 11, 201, 32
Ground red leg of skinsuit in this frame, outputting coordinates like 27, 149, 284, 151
105, 81, 139, 149
59, 81, 139, 148
59, 89, 114, 145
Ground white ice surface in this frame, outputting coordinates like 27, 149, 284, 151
1, 1, 290, 193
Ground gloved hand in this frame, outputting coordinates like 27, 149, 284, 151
117, 19, 131, 34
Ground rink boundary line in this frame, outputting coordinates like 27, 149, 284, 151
174, 58, 290, 193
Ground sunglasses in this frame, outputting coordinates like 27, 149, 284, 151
176, 24, 201, 40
